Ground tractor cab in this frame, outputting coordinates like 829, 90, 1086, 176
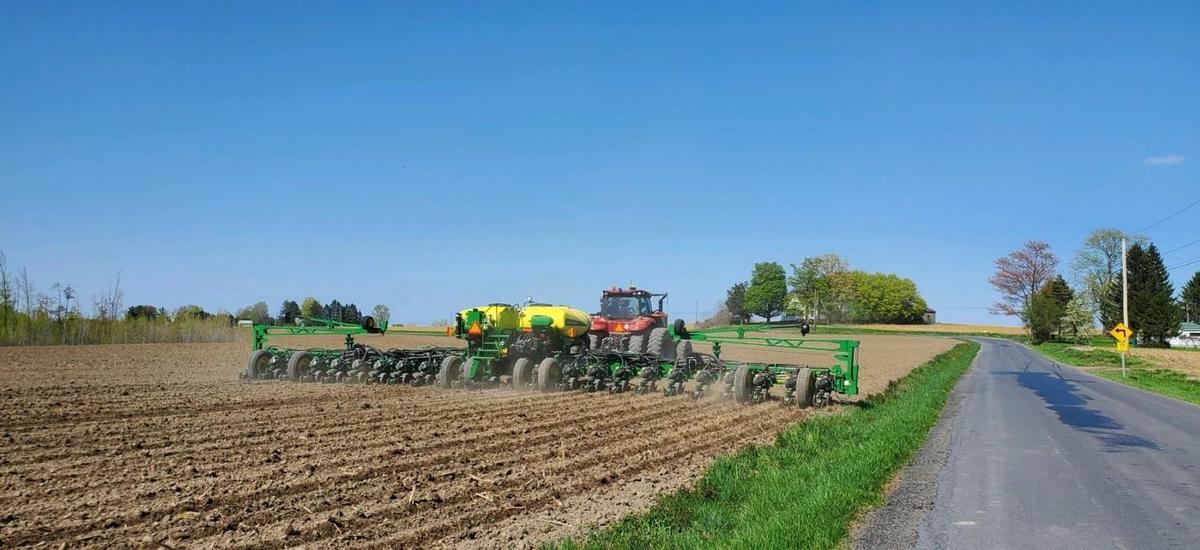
589, 287, 671, 354
600, 293, 655, 320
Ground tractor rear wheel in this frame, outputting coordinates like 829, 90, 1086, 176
287, 351, 313, 381
512, 357, 535, 390
674, 340, 693, 365
732, 365, 753, 403
626, 332, 647, 354
437, 356, 463, 388
536, 357, 561, 392
794, 368, 814, 409
646, 328, 675, 361
246, 350, 271, 379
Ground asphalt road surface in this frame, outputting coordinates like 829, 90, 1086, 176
856, 337, 1200, 550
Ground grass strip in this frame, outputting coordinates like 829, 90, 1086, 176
1028, 342, 1200, 406
549, 341, 980, 550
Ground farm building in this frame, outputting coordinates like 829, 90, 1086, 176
923, 308, 937, 324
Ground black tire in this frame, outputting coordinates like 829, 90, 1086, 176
646, 327, 675, 361
732, 365, 753, 403
361, 316, 379, 333
512, 357, 535, 390
673, 318, 688, 339
674, 340, 693, 364
246, 350, 271, 379
794, 368, 814, 409
626, 332, 647, 354
287, 351, 313, 381
437, 355, 463, 388
536, 357, 561, 392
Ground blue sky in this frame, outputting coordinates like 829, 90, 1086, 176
1, 2, 1197, 325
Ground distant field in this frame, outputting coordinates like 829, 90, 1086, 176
848, 323, 1026, 335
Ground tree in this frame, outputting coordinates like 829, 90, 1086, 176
1182, 272, 1200, 323
300, 297, 321, 319
1044, 275, 1074, 336
788, 254, 851, 322
278, 300, 301, 325
1061, 296, 1094, 344
989, 240, 1059, 324
236, 301, 271, 325
724, 282, 748, 323
175, 305, 211, 320
341, 303, 362, 323
1126, 244, 1180, 346
847, 271, 928, 324
1071, 229, 1147, 329
125, 305, 159, 320
1027, 288, 1064, 344
371, 304, 391, 325
744, 262, 788, 323
324, 300, 343, 321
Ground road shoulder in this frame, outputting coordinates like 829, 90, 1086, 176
848, 340, 981, 549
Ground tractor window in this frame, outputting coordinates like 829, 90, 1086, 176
638, 296, 654, 315
601, 296, 641, 319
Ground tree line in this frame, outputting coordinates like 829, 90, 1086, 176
716, 254, 930, 325
990, 229, 1200, 346
0, 251, 394, 346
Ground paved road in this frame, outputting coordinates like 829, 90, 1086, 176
915, 338, 1200, 549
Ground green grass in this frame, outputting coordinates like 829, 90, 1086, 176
1027, 342, 1200, 406
549, 341, 980, 550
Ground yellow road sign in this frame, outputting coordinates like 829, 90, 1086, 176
1110, 323, 1132, 343
1116, 340, 1130, 353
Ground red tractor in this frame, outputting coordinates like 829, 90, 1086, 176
588, 287, 682, 360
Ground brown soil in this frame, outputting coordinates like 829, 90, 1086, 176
0, 332, 952, 548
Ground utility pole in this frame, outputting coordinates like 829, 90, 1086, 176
1122, 238, 1129, 378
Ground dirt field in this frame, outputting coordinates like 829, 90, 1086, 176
0, 333, 953, 549
849, 323, 1027, 335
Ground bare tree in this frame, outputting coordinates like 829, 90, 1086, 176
0, 251, 11, 341
990, 240, 1059, 322
93, 271, 124, 321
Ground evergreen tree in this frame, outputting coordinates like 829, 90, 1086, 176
278, 300, 301, 325
1128, 244, 1180, 346
1182, 271, 1200, 323
1044, 275, 1074, 338
725, 282, 748, 324
1027, 289, 1062, 344
324, 300, 343, 321
342, 303, 362, 323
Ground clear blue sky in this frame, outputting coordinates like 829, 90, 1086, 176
2, 2, 1197, 325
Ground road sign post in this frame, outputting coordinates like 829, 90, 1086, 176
1121, 238, 1129, 378
1111, 322, 1132, 378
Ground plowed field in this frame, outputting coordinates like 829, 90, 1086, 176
0, 333, 953, 548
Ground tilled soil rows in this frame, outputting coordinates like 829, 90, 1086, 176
0, 333, 953, 548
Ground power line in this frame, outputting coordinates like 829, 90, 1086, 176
1162, 237, 1200, 255
1167, 257, 1200, 272
1135, 197, 1200, 233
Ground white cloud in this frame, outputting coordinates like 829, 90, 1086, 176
1144, 154, 1185, 166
